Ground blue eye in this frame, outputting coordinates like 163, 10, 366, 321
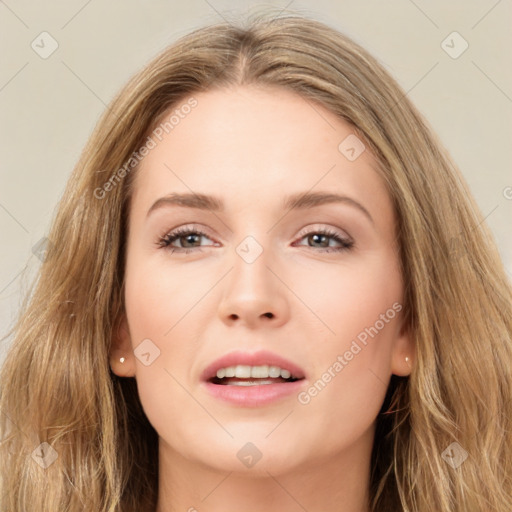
158, 226, 354, 254
158, 227, 214, 254
293, 228, 354, 253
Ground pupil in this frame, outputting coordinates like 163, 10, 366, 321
311, 234, 327, 247
184, 234, 198, 247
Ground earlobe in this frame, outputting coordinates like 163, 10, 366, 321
391, 322, 415, 377
392, 354, 413, 377
109, 315, 136, 377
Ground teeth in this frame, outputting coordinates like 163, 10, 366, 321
215, 364, 295, 380
268, 366, 281, 378
235, 365, 251, 378
227, 379, 276, 386
251, 365, 269, 378
280, 369, 291, 379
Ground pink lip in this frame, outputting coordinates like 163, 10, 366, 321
200, 349, 306, 382
201, 379, 305, 407
200, 350, 307, 407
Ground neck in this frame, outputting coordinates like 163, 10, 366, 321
155, 428, 374, 512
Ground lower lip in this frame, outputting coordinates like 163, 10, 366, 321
201, 380, 305, 407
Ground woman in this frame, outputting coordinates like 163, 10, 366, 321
1, 13, 511, 512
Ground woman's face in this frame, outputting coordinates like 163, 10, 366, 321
112, 85, 412, 475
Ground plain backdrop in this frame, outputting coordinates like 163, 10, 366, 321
1, 0, 511, 362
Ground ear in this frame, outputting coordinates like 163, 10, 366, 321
109, 314, 136, 377
390, 316, 415, 377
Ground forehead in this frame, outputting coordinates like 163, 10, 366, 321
131, 85, 392, 221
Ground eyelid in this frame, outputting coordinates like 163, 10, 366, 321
157, 223, 216, 247
158, 223, 351, 242
158, 222, 210, 236
157, 222, 354, 253
295, 223, 352, 242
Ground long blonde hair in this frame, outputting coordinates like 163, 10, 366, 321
1, 12, 511, 512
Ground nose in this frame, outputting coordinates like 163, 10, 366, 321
217, 244, 290, 329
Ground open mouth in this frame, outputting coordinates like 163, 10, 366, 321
208, 365, 304, 386
201, 352, 306, 406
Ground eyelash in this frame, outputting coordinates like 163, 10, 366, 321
157, 226, 354, 254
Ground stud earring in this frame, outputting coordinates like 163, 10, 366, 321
120, 357, 126, 363
405, 356, 410, 364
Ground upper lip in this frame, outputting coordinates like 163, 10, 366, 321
201, 350, 306, 381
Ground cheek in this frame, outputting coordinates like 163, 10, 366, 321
292, 250, 402, 350
123, 254, 209, 338
290, 255, 401, 441
122, 255, 218, 439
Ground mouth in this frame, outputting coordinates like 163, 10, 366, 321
200, 350, 306, 406
201, 350, 306, 388
208, 364, 304, 386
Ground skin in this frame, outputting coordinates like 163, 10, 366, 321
110, 85, 414, 512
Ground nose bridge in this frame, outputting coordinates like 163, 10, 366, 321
217, 232, 288, 327
233, 234, 271, 292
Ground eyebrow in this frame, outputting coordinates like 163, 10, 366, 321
147, 191, 374, 224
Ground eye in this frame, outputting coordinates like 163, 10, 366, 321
293, 227, 354, 253
158, 226, 217, 254
157, 225, 354, 254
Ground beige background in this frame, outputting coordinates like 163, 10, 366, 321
1, 1, 511, 360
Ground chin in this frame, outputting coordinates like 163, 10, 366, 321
184, 432, 308, 476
